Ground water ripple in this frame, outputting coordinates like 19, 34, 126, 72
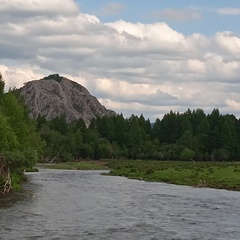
1, 169, 240, 240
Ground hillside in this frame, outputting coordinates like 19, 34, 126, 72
19, 74, 116, 126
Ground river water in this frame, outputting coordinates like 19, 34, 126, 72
1, 169, 240, 240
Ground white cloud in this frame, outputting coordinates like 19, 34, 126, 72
214, 32, 240, 58
0, 0, 79, 16
107, 20, 186, 44
0, 64, 45, 90
226, 99, 240, 109
1, 0, 240, 121
217, 8, 240, 15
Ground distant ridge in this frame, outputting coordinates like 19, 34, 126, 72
19, 74, 116, 126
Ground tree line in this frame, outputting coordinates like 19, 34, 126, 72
36, 108, 240, 162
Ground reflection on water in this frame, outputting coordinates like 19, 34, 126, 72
1, 169, 240, 240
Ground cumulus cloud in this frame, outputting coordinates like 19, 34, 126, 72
0, 64, 45, 90
0, 0, 79, 17
1, 0, 240, 121
214, 32, 240, 59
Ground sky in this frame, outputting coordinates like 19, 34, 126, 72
0, 0, 240, 122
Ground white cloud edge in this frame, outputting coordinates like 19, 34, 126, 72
216, 8, 240, 15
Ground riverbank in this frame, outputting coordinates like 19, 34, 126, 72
38, 160, 240, 191
107, 160, 240, 191
37, 161, 109, 171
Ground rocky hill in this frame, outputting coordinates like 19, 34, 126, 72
19, 74, 116, 126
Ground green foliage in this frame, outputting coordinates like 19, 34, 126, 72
0, 73, 43, 192
107, 160, 240, 191
36, 106, 240, 162
17, 79, 238, 164
159, 111, 181, 144
178, 130, 193, 150
0, 73, 4, 96
39, 161, 109, 170
11, 172, 22, 190
49, 115, 68, 135
211, 148, 230, 161
128, 115, 142, 159
0, 112, 19, 151
180, 148, 195, 161
43, 74, 62, 82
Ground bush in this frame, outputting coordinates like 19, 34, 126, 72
180, 148, 195, 161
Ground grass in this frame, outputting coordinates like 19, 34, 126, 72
106, 160, 240, 191
37, 160, 240, 191
37, 161, 109, 171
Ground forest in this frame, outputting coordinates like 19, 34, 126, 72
37, 107, 240, 162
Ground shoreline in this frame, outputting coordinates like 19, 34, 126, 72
37, 160, 240, 192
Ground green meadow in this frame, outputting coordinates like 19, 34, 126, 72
107, 160, 240, 191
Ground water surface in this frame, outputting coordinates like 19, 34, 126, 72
1, 169, 240, 240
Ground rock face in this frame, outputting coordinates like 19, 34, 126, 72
19, 74, 116, 126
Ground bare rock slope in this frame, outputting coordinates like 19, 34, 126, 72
20, 74, 116, 126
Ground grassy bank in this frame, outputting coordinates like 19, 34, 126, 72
107, 160, 240, 191
37, 161, 109, 171
37, 160, 240, 191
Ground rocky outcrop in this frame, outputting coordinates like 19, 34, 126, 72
19, 74, 116, 126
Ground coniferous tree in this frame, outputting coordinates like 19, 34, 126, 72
220, 116, 237, 155
128, 115, 142, 159
159, 111, 181, 144
0, 73, 4, 96
113, 114, 127, 147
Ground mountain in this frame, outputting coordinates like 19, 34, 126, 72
19, 74, 116, 126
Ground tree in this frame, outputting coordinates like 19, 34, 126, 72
0, 72, 43, 192
191, 108, 206, 135
177, 130, 193, 150
128, 115, 142, 159
152, 118, 161, 141
208, 126, 221, 153
211, 148, 230, 161
180, 114, 193, 134
0, 112, 18, 151
194, 118, 209, 157
72, 129, 83, 159
96, 116, 114, 142
220, 116, 237, 154
49, 115, 68, 135
3, 92, 28, 145
113, 114, 127, 146
159, 111, 181, 144
36, 114, 47, 130
70, 118, 86, 133
180, 148, 195, 161
0, 73, 4, 96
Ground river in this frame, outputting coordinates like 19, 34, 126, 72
0, 169, 240, 240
